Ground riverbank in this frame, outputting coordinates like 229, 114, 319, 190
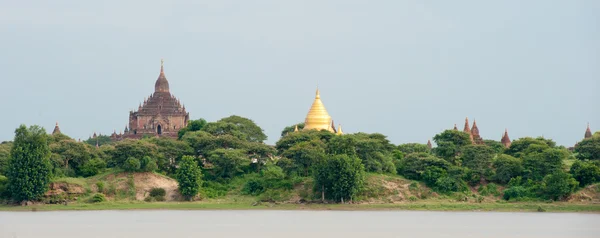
2, 201, 600, 213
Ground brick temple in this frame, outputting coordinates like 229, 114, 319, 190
111, 60, 189, 140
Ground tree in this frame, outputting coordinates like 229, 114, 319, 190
460, 145, 495, 181
570, 160, 600, 187
313, 154, 365, 203
522, 148, 568, 181
326, 135, 358, 157
432, 130, 472, 163
7, 125, 52, 202
140, 156, 158, 172
574, 136, 600, 161
176, 155, 203, 200
147, 137, 194, 173
0, 142, 12, 174
217, 115, 267, 143
275, 130, 328, 154
49, 139, 95, 177
281, 140, 326, 176
178, 118, 207, 139
84, 135, 112, 147
398, 153, 451, 180
398, 143, 430, 154
541, 171, 578, 201
79, 158, 107, 177
206, 149, 249, 180
505, 137, 553, 158
280, 123, 305, 137
484, 140, 505, 154
109, 139, 159, 168
353, 134, 396, 174
123, 157, 141, 172
492, 154, 523, 184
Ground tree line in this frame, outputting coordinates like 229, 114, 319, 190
0, 115, 599, 203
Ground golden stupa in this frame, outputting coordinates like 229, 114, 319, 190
303, 88, 337, 133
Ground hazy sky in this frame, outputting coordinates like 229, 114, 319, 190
0, 0, 598, 146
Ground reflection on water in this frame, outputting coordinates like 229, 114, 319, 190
0, 210, 598, 238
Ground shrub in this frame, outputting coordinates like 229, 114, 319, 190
242, 178, 265, 196
313, 155, 366, 202
541, 171, 579, 201
503, 186, 529, 201
434, 176, 466, 194
80, 158, 107, 177
408, 196, 418, 202
176, 156, 203, 200
149, 187, 166, 197
0, 175, 8, 199
422, 166, 446, 187
478, 183, 500, 197
492, 154, 523, 184
90, 193, 106, 203
96, 181, 105, 193
123, 157, 141, 172
570, 161, 600, 187
140, 156, 158, 172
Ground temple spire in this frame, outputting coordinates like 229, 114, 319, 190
427, 140, 432, 149
303, 87, 334, 132
453, 124, 458, 131
294, 125, 299, 132
336, 124, 344, 135
52, 122, 61, 135
585, 123, 593, 139
501, 128, 512, 148
155, 59, 170, 93
463, 117, 471, 134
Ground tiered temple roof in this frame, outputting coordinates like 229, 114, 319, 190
52, 122, 61, 135
585, 123, 593, 139
501, 129, 511, 148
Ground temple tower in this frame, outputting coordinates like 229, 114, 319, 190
585, 123, 593, 139
303, 88, 335, 132
501, 129, 511, 148
52, 122, 61, 135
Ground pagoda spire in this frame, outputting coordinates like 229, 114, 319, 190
155, 59, 170, 93
585, 123, 593, 139
453, 124, 458, 131
336, 124, 344, 135
303, 87, 334, 132
501, 128, 512, 148
293, 125, 299, 132
463, 117, 471, 134
427, 140, 432, 149
52, 122, 62, 135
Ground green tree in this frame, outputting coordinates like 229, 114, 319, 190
178, 118, 208, 139
541, 171, 578, 201
109, 139, 159, 168
460, 145, 495, 181
49, 139, 95, 177
7, 125, 52, 202
505, 137, 553, 158
275, 130, 329, 154
140, 156, 158, 172
326, 135, 358, 157
570, 160, 600, 187
523, 148, 568, 181
492, 154, 523, 184
353, 134, 396, 174
84, 135, 112, 147
123, 157, 141, 172
0, 142, 12, 174
280, 123, 305, 137
79, 158, 107, 177
147, 137, 194, 173
398, 143, 431, 154
281, 140, 326, 176
432, 130, 472, 163
206, 149, 249, 180
484, 140, 505, 154
313, 154, 365, 203
205, 115, 267, 143
176, 155, 203, 200
574, 136, 600, 161
398, 153, 451, 180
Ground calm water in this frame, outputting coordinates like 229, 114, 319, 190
0, 210, 598, 238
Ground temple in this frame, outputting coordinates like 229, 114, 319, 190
302, 88, 342, 134
112, 60, 189, 140
585, 123, 593, 139
460, 117, 484, 144
501, 129, 511, 148
52, 122, 61, 135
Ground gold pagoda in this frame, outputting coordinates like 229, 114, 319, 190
303, 88, 343, 134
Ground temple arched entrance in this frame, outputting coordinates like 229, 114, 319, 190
157, 125, 162, 135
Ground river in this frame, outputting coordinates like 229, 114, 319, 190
0, 210, 598, 238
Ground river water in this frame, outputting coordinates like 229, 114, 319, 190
0, 210, 598, 238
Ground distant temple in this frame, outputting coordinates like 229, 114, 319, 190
585, 123, 593, 139
52, 122, 61, 135
462, 117, 483, 144
302, 88, 343, 135
501, 129, 511, 148
112, 60, 189, 140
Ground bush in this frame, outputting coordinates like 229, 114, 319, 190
570, 161, 600, 187
422, 166, 446, 187
541, 171, 579, 201
123, 157, 141, 172
96, 181, 105, 193
434, 176, 466, 194
503, 186, 529, 201
140, 156, 158, 172
90, 193, 106, 203
176, 156, 203, 200
0, 175, 8, 199
313, 155, 366, 202
242, 178, 265, 196
408, 196, 418, 202
478, 183, 500, 197
80, 158, 107, 177
492, 154, 523, 184
146, 187, 166, 202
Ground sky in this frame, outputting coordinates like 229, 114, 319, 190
0, 0, 598, 146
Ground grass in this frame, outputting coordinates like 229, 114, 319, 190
52, 177, 87, 187
1, 200, 599, 213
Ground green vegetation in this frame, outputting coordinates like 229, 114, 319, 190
0, 117, 599, 213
